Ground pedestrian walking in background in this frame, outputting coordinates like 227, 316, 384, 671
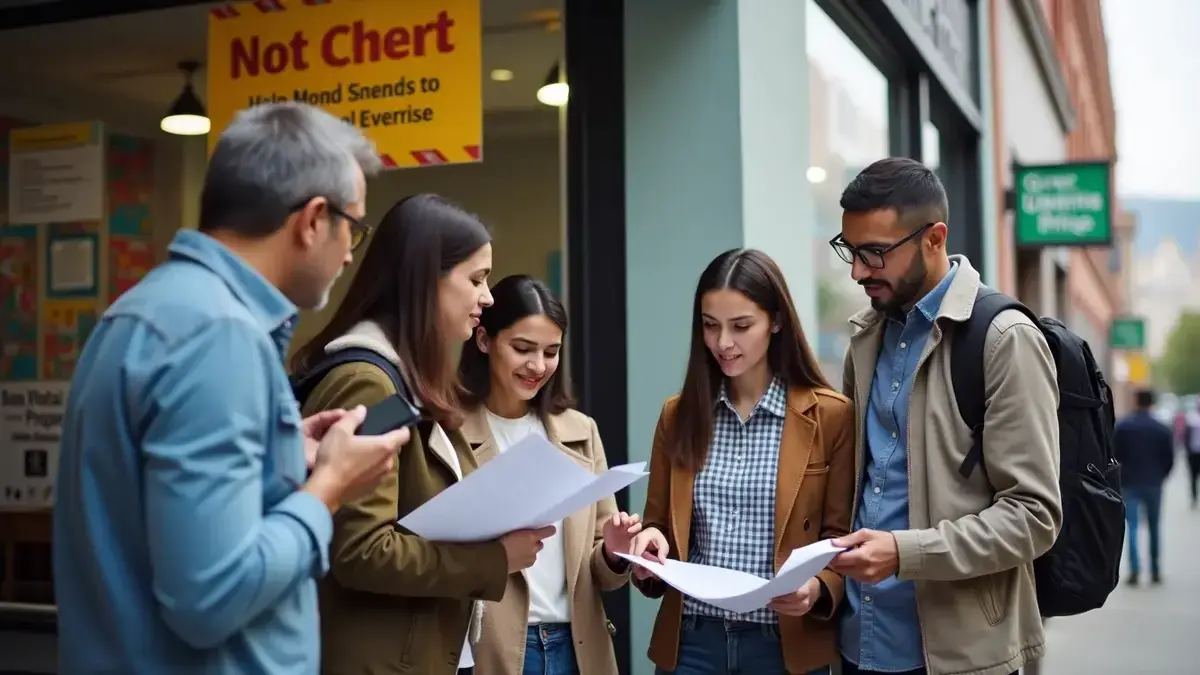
1115, 389, 1176, 585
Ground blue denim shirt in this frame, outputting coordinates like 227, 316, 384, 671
840, 262, 958, 672
53, 230, 332, 674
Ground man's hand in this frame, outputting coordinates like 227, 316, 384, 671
830, 529, 900, 584
768, 578, 821, 617
602, 512, 643, 563
628, 527, 669, 581
304, 405, 410, 510
302, 409, 349, 469
500, 526, 557, 573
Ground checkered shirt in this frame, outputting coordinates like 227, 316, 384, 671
684, 376, 787, 624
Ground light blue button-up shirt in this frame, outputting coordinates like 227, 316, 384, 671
840, 262, 958, 672
53, 230, 332, 674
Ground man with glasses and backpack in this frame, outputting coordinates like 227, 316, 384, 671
827, 158, 1123, 675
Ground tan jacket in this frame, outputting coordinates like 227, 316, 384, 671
635, 386, 856, 675
302, 322, 510, 675
842, 256, 1062, 675
462, 406, 630, 675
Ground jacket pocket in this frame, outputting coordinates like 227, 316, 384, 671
803, 463, 830, 476
972, 572, 1009, 626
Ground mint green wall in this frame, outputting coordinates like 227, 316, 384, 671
622, 1, 814, 672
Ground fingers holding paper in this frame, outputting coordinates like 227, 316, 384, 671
500, 525, 557, 573
829, 528, 900, 584
629, 526, 669, 581
767, 578, 820, 617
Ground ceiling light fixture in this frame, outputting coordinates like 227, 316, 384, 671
536, 62, 569, 107
806, 166, 828, 184
490, 68, 515, 82
161, 60, 210, 136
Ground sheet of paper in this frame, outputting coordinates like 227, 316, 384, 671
617, 539, 845, 615
398, 434, 648, 543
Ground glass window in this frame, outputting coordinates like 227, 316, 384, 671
806, 0, 890, 381
923, 121, 942, 171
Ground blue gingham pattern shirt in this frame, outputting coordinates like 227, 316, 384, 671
685, 377, 787, 624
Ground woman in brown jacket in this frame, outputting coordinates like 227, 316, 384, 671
290, 195, 553, 675
457, 275, 639, 675
628, 249, 856, 675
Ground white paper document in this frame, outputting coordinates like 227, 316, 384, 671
617, 539, 845, 614
398, 434, 649, 543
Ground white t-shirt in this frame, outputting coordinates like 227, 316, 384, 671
485, 410, 571, 625
432, 422, 476, 669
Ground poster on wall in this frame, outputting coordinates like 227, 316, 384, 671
0, 381, 67, 511
42, 298, 98, 380
7, 122, 105, 225
0, 225, 39, 380
47, 232, 98, 297
108, 135, 157, 301
207, 0, 482, 169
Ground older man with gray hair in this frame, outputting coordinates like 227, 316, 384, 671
53, 102, 406, 674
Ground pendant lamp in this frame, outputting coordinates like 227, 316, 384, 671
161, 61, 210, 136
536, 62, 569, 107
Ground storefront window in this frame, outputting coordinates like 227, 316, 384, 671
806, 0, 889, 380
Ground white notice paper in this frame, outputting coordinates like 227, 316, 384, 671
617, 539, 845, 614
0, 381, 69, 511
398, 434, 648, 543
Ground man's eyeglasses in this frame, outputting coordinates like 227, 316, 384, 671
290, 198, 372, 251
828, 222, 934, 270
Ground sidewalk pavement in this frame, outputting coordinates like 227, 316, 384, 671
1036, 466, 1198, 674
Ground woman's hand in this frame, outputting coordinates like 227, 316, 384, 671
767, 577, 821, 617
628, 527, 670, 581
602, 512, 643, 563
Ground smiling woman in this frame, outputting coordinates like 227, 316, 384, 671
457, 274, 637, 675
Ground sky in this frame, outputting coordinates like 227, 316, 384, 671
1102, 0, 1200, 199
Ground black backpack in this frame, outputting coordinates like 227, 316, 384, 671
291, 347, 415, 411
951, 288, 1125, 618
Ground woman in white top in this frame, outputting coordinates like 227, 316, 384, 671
459, 274, 641, 675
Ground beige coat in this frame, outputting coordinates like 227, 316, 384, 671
842, 256, 1062, 675
463, 406, 631, 675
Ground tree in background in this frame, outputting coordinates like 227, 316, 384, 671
1160, 310, 1200, 395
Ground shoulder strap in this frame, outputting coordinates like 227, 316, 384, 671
292, 347, 411, 407
950, 288, 1036, 479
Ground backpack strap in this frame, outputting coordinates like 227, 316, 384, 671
950, 288, 1037, 479
292, 347, 412, 408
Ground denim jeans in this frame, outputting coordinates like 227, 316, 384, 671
655, 615, 831, 675
523, 623, 579, 675
1124, 484, 1164, 577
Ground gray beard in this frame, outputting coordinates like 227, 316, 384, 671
313, 267, 343, 311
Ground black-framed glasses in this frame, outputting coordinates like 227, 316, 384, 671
829, 222, 934, 269
290, 198, 372, 251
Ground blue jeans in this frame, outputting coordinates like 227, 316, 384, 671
523, 623, 578, 675
655, 615, 831, 675
1124, 484, 1164, 577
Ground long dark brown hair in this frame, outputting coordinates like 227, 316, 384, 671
290, 194, 491, 429
458, 275, 576, 424
667, 248, 831, 470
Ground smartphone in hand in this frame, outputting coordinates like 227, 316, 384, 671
358, 395, 421, 436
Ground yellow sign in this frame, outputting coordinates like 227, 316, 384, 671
1125, 352, 1150, 385
10, 122, 101, 153
207, 0, 482, 169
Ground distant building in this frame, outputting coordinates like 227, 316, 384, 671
1133, 236, 1200, 357
1124, 197, 1200, 358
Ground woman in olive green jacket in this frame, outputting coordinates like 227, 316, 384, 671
291, 194, 550, 675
